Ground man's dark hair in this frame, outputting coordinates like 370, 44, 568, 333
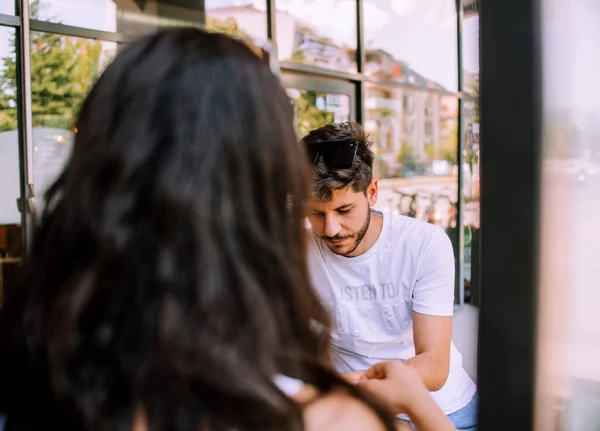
301, 122, 375, 201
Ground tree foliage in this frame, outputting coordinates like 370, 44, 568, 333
206, 16, 249, 39
293, 92, 334, 139
0, 0, 111, 131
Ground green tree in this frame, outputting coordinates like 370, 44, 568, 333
470, 76, 480, 123
397, 142, 418, 171
0, 32, 18, 131
372, 107, 395, 178
0, 0, 107, 131
291, 47, 306, 64
294, 92, 334, 138
29, 33, 106, 129
440, 120, 458, 165
206, 16, 249, 39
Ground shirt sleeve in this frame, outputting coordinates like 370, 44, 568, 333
411, 227, 456, 316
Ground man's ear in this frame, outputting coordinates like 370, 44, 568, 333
367, 179, 378, 207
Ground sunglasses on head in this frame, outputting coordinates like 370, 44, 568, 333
306, 140, 358, 169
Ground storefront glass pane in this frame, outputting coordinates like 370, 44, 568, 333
366, 83, 460, 290
363, 0, 460, 302
275, 0, 357, 73
0, 26, 21, 302
29, 32, 117, 199
287, 88, 351, 139
30, 0, 121, 33
30, 0, 267, 40
0, 1, 16, 16
462, 12, 480, 304
206, 0, 267, 40
363, 0, 458, 92
536, 0, 600, 430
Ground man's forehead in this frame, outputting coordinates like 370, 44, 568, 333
309, 187, 362, 210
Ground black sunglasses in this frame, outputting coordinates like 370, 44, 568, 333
306, 141, 358, 169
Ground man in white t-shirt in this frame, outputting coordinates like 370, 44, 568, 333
301, 122, 477, 430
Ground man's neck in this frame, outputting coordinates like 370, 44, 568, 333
346, 211, 384, 257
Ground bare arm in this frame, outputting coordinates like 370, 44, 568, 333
303, 390, 389, 431
402, 389, 456, 431
404, 312, 452, 391
406, 228, 455, 391
356, 361, 456, 431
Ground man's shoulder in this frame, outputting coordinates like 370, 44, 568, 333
385, 213, 442, 246
306, 228, 328, 263
305, 228, 323, 249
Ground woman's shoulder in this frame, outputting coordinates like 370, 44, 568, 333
303, 390, 389, 431
275, 374, 389, 431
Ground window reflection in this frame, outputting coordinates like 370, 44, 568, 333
0, 26, 21, 303
276, 0, 357, 73
363, 0, 458, 92
366, 83, 459, 274
206, 1, 267, 40
30, 0, 119, 33
462, 13, 479, 303
0, 1, 15, 16
363, 0, 460, 285
536, 0, 600, 429
30, 0, 267, 40
30, 32, 117, 198
286, 88, 350, 138
30, 0, 201, 35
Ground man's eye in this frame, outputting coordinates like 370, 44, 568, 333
338, 209, 351, 215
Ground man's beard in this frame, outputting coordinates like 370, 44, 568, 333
324, 210, 371, 256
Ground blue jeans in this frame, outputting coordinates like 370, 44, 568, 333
400, 393, 478, 430
447, 393, 478, 430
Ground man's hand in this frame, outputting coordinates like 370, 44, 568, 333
340, 371, 365, 385
354, 361, 428, 416
355, 361, 457, 431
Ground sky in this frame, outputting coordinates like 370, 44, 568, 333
0, 0, 480, 91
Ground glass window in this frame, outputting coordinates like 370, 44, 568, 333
30, 32, 117, 198
0, 26, 21, 303
0, 1, 16, 16
206, 0, 267, 40
30, 0, 267, 40
275, 0, 357, 73
286, 88, 351, 138
364, 0, 461, 292
30, 0, 120, 33
462, 12, 479, 304
363, 0, 458, 92
536, 0, 600, 429
366, 82, 459, 274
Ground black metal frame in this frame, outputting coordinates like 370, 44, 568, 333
477, 0, 542, 429
29, 19, 129, 42
1, 0, 470, 305
0, 14, 19, 26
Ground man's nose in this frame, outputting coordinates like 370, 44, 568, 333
324, 215, 342, 238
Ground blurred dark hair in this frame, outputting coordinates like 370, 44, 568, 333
0, 29, 393, 430
300, 122, 375, 201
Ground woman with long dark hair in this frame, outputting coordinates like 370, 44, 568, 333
0, 28, 454, 431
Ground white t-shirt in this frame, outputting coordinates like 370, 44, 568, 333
307, 210, 476, 416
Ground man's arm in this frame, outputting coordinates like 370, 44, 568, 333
404, 313, 452, 391
405, 227, 455, 391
